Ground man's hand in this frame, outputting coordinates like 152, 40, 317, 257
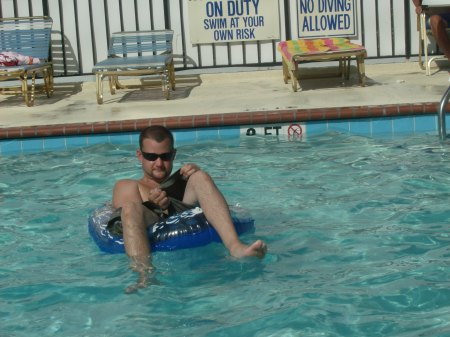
148, 188, 170, 210
412, 0, 423, 14
180, 163, 200, 180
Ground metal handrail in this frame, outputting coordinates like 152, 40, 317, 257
438, 86, 450, 141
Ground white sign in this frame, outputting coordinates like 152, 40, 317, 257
187, 0, 280, 44
241, 123, 306, 139
422, 0, 450, 6
298, 0, 358, 38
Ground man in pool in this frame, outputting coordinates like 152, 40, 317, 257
413, 0, 450, 62
111, 125, 267, 293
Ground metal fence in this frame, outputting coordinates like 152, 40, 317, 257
0, 0, 420, 76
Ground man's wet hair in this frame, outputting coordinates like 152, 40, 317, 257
139, 126, 174, 150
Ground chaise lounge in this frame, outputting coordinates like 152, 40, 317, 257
92, 30, 175, 104
277, 37, 367, 92
0, 16, 53, 107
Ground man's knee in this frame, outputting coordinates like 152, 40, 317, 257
190, 169, 212, 183
430, 15, 448, 29
185, 170, 217, 193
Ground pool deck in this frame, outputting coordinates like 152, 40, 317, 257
0, 60, 449, 139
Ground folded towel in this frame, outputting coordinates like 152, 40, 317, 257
277, 38, 366, 61
0, 51, 40, 66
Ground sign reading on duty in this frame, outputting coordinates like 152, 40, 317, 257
188, 0, 280, 44
298, 0, 358, 38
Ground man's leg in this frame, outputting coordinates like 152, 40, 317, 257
121, 202, 160, 292
183, 170, 267, 258
430, 15, 450, 61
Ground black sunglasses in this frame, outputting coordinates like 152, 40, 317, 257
141, 150, 175, 161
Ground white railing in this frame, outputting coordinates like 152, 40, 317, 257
0, 0, 421, 76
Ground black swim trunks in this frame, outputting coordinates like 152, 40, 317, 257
107, 169, 196, 235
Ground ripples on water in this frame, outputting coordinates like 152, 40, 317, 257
1, 132, 450, 336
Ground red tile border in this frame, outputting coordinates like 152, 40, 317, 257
78, 124, 94, 134
398, 104, 413, 115
21, 127, 38, 138
135, 119, 151, 130
178, 115, 195, 129
92, 122, 108, 134
370, 105, 385, 117
383, 104, 399, 115
308, 109, 325, 120
354, 106, 370, 117
193, 114, 208, 127
223, 112, 239, 125
0, 102, 446, 140
6, 128, 23, 139
277, 110, 296, 121
208, 114, 223, 126
322, 108, 341, 120
296, 109, 310, 121
64, 124, 81, 135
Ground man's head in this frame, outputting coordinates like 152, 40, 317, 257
139, 125, 174, 150
138, 126, 176, 182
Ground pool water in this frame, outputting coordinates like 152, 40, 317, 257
1, 132, 450, 337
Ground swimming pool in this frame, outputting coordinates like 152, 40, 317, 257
1, 128, 450, 336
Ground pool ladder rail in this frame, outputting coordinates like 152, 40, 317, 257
438, 86, 450, 141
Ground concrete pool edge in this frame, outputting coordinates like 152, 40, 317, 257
0, 102, 444, 140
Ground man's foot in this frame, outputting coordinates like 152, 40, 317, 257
125, 266, 161, 294
125, 256, 156, 294
125, 271, 149, 294
230, 240, 267, 259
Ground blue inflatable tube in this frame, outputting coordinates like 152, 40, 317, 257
88, 203, 255, 254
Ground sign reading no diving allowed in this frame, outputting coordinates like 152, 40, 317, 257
298, 0, 358, 38
188, 0, 280, 44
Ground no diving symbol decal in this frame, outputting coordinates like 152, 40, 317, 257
242, 124, 304, 138
288, 124, 303, 139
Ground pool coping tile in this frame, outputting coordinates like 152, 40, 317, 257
0, 101, 446, 140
